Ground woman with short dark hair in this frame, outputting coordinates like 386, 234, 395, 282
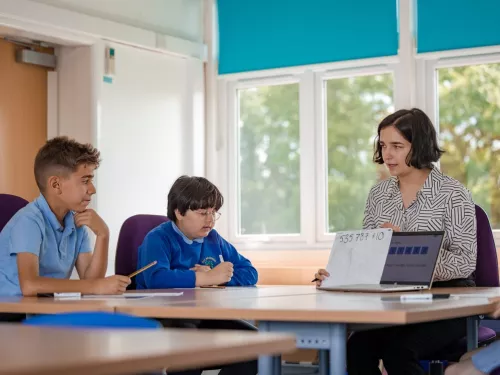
315, 108, 477, 375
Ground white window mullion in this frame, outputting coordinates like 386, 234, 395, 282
299, 70, 317, 246
228, 76, 305, 246
314, 72, 329, 243
225, 80, 239, 243
394, 0, 416, 109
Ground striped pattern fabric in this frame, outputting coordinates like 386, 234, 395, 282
363, 168, 477, 281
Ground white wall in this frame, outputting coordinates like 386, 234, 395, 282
58, 42, 205, 275
0, 0, 205, 59
95, 43, 204, 275
56, 45, 96, 144
30, 0, 204, 43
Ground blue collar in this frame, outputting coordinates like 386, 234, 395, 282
35, 194, 75, 234
171, 221, 204, 245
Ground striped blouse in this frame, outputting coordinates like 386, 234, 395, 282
363, 167, 477, 281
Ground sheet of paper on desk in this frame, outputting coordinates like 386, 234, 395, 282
83, 292, 184, 299
321, 228, 393, 288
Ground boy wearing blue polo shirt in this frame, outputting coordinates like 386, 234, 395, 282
136, 175, 258, 375
0, 137, 130, 299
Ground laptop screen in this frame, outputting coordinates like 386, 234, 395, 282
380, 231, 444, 285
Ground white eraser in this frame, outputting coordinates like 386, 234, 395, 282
54, 292, 82, 299
400, 294, 432, 300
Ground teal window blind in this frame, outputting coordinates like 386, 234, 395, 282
218, 0, 398, 74
417, 0, 500, 53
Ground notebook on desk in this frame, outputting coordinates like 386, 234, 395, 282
319, 231, 445, 293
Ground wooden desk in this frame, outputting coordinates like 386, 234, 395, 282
0, 296, 115, 314
0, 286, 319, 315
0, 287, 495, 375
115, 290, 493, 324
430, 287, 500, 302
115, 289, 496, 375
0, 324, 295, 375
123, 285, 319, 304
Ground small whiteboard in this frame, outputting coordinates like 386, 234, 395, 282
321, 228, 393, 288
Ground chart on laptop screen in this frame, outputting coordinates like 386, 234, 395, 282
381, 233, 443, 284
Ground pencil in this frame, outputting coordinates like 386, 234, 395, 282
128, 261, 157, 278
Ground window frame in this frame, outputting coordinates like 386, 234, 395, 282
220, 57, 399, 249
420, 52, 500, 246
314, 65, 398, 243
226, 75, 307, 245
211, 0, 500, 250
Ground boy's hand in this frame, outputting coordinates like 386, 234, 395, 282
90, 275, 131, 295
208, 262, 234, 285
190, 264, 211, 273
314, 269, 330, 287
75, 209, 109, 237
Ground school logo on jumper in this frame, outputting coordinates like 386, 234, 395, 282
201, 256, 217, 269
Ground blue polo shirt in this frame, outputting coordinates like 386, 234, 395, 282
0, 194, 92, 295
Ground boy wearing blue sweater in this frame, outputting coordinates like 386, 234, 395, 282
136, 176, 258, 289
136, 176, 258, 375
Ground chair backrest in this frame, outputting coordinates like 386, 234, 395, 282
23, 311, 162, 329
475, 205, 500, 287
115, 214, 169, 288
0, 194, 29, 233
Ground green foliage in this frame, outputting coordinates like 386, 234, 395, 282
238, 64, 500, 235
239, 84, 300, 235
325, 74, 393, 232
439, 64, 500, 228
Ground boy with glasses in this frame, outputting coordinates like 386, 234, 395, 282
136, 175, 258, 375
136, 175, 257, 289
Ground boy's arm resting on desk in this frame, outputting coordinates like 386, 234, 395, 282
139, 232, 234, 288
11, 215, 129, 296
139, 233, 197, 288
218, 235, 258, 286
143, 267, 197, 289
74, 210, 109, 279
18, 253, 95, 296
17, 253, 130, 296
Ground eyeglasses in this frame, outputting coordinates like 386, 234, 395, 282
195, 210, 222, 221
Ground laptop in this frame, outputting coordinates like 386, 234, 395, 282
319, 231, 445, 293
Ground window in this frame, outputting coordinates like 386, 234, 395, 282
237, 82, 300, 235
437, 63, 500, 229
216, 4, 500, 249
221, 56, 500, 248
323, 73, 394, 233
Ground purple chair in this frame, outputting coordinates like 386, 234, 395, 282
475, 204, 500, 335
115, 214, 169, 289
474, 205, 500, 288
0, 194, 29, 233
430, 205, 498, 362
